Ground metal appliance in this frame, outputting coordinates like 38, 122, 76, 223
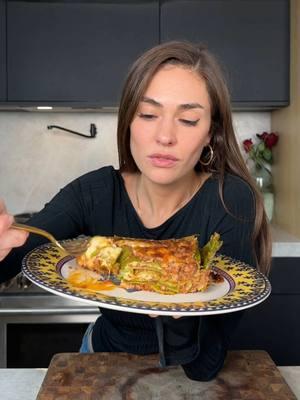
0, 213, 98, 368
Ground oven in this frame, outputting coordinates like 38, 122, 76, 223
0, 213, 99, 368
0, 273, 99, 368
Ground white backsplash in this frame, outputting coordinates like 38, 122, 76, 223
0, 111, 270, 214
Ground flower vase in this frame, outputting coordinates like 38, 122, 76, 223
252, 165, 274, 222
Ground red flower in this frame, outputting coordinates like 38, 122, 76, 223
243, 131, 279, 167
264, 132, 279, 149
243, 139, 253, 153
256, 132, 268, 141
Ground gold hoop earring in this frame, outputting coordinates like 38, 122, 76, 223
199, 144, 214, 166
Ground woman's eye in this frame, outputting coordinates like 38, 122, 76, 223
180, 119, 200, 126
138, 113, 157, 120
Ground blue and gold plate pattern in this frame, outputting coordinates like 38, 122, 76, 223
22, 242, 271, 316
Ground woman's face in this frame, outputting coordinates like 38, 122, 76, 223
130, 64, 212, 185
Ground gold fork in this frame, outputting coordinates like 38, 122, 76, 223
12, 222, 90, 257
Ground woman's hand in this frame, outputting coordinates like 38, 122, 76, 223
149, 314, 182, 319
0, 199, 29, 261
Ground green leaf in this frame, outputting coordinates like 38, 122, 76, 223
258, 142, 265, 152
263, 148, 272, 162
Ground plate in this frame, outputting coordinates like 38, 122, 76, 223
22, 242, 271, 316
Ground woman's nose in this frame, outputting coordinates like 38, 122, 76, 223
155, 118, 177, 146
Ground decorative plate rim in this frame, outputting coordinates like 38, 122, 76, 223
22, 242, 271, 316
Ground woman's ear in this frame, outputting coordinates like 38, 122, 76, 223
205, 132, 212, 146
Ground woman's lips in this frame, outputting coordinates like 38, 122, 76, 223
148, 154, 179, 168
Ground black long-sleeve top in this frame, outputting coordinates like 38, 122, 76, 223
1, 166, 256, 380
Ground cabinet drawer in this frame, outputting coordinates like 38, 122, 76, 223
269, 258, 300, 294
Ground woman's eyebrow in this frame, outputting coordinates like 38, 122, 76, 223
179, 103, 204, 110
141, 96, 204, 110
141, 96, 162, 107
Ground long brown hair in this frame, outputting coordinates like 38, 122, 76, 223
117, 41, 272, 274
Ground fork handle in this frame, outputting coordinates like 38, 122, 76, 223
11, 222, 63, 250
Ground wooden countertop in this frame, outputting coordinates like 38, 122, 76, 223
36, 351, 297, 399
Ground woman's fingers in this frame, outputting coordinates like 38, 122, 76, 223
0, 248, 13, 262
0, 198, 7, 214
0, 211, 13, 235
148, 314, 182, 319
149, 314, 159, 318
0, 200, 29, 261
0, 227, 29, 261
0, 228, 29, 249
0, 200, 13, 235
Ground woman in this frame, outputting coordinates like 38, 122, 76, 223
0, 41, 271, 381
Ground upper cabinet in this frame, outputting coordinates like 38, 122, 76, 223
0, 0, 290, 109
0, 0, 6, 101
6, 0, 159, 107
160, 0, 290, 109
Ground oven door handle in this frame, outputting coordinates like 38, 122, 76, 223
0, 308, 99, 315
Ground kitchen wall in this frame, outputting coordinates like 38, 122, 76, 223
271, 0, 300, 237
0, 111, 270, 215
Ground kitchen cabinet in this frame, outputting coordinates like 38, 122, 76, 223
6, 0, 159, 107
160, 0, 290, 109
0, 0, 6, 101
7, 323, 89, 368
230, 257, 300, 365
1, 0, 290, 109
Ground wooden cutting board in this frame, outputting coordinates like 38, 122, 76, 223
37, 350, 296, 400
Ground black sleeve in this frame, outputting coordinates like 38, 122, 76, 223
182, 175, 256, 381
208, 174, 256, 267
0, 179, 86, 283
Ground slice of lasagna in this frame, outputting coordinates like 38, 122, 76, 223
76, 233, 222, 295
